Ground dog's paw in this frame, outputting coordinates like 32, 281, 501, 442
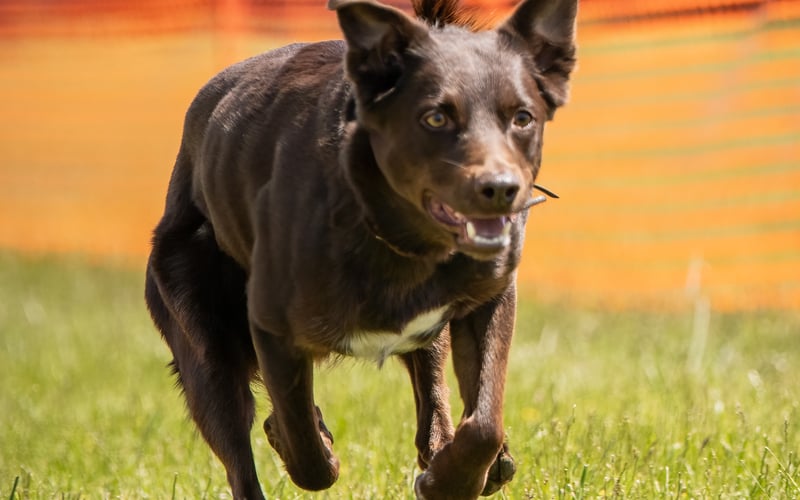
480, 442, 516, 496
264, 407, 340, 491
413, 471, 431, 500
263, 406, 335, 455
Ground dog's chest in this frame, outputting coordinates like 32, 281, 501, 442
344, 306, 449, 365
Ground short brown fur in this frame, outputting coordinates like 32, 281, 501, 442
145, 0, 577, 498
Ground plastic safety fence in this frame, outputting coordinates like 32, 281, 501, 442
0, 0, 797, 309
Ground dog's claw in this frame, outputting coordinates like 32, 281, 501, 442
316, 406, 335, 447
480, 443, 516, 496
263, 414, 281, 455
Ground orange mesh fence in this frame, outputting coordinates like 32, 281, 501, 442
0, 0, 797, 310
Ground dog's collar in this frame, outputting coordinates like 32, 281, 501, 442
364, 218, 429, 259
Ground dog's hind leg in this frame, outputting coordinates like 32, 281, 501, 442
146, 163, 264, 499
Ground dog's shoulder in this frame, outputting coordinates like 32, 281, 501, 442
182, 38, 350, 185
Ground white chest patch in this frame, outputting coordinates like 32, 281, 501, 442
346, 306, 449, 366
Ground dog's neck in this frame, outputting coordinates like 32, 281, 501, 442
339, 126, 453, 263
364, 217, 430, 259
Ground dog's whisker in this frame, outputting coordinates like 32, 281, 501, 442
518, 195, 548, 211
440, 158, 464, 169
533, 184, 559, 199
514, 185, 559, 212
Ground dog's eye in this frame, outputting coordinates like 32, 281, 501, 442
512, 110, 534, 129
421, 110, 449, 130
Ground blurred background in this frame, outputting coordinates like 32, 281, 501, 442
0, 0, 798, 311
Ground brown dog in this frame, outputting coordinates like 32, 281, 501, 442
145, 0, 576, 498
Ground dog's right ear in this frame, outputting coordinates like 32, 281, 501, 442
329, 0, 429, 106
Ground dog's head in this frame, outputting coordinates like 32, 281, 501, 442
331, 0, 577, 260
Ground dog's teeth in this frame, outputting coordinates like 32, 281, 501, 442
466, 221, 477, 240
502, 221, 511, 237
472, 235, 511, 246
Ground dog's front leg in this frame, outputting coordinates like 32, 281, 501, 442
400, 331, 455, 470
415, 285, 517, 499
251, 327, 340, 491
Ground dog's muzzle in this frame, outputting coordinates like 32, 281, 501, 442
424, 184, 558, 252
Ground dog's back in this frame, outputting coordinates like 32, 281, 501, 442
160, 41, 349, 269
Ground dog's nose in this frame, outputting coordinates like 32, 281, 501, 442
475, 172, 520, 210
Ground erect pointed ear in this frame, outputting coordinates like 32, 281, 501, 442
329, 0, 429, 105
498, 0, 577, 113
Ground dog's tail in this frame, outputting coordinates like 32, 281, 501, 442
412, 0, 483, 29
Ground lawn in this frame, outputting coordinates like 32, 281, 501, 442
1, 251, 798, 498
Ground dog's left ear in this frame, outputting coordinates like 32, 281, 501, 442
498, 0, 577, 115
329, 0, 429, 106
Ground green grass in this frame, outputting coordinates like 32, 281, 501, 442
1, 251, 798, 499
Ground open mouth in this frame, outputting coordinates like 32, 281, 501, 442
425, 194, 512, 250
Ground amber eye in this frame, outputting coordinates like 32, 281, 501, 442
512, 110, 534, 128
422, 110, 449, 129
